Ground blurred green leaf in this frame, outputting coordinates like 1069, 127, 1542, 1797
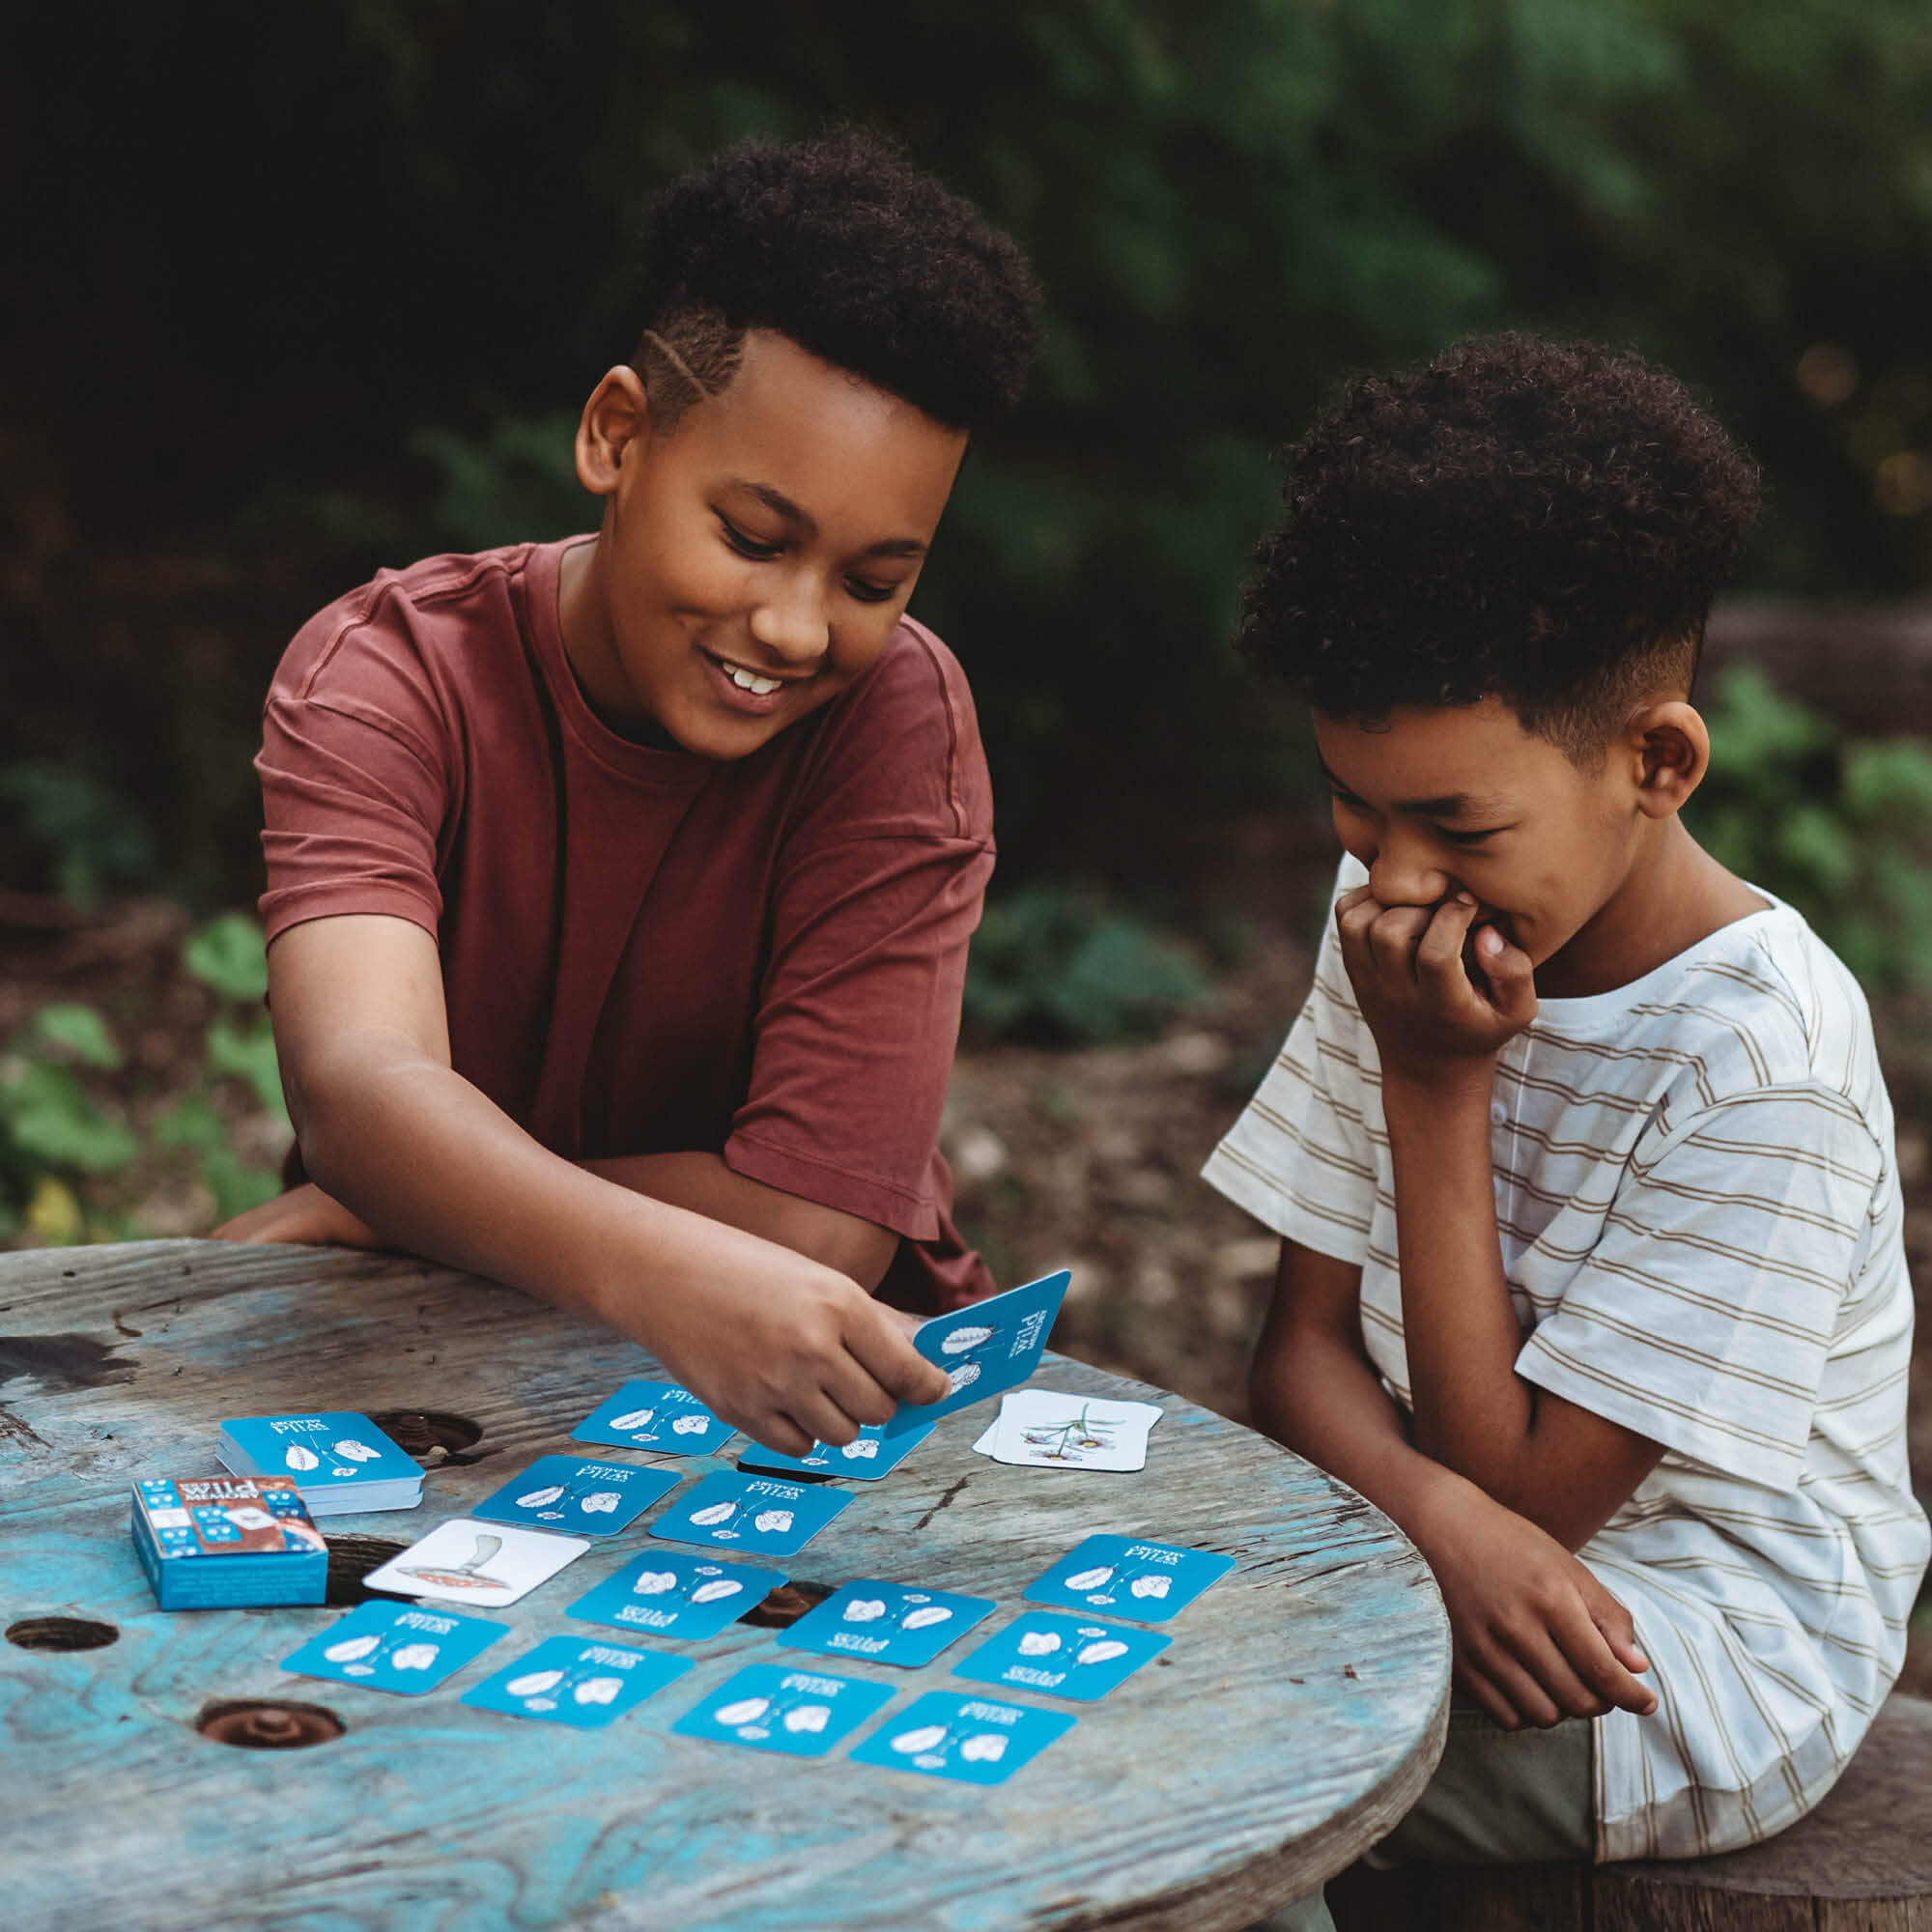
0, 1063, 138, 1173
183, 913, 270, 1005
207, 1016, 290, 1122
25, 1004, 123, 1070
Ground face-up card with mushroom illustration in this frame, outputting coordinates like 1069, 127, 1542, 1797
360, 1517, 590, 1608
952, 1611, 1169, 1701
673, 1662, 895, 1758
282, 1599, 507, 1693
567, 1549, 783, 1639
471, 1455, 680, 1537
649, 1471, 851, 1556
778, 1579, 997, 1668
882, 1268, 1071, 1437
461, 1634, 692, 1728
217, 1411, 423, 1516
735, 1419, 935, 1483
1024, 1535, 1234, 1624
571, 1380, 735, 1456
848, 1690, 1076, 1785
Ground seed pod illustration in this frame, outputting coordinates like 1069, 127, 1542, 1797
632, 1570, 679, 1596
782, 1704, 831, 1734
284, 1444, 321, 1472
671, 1414, 710, 1436
1129, 1575, 1172, 1601
890, 1723, 949, 1755
1076, 1639, 1129, 1666
841, 1439, 880, 1460
579, 1492, 621, 1515
574, 1676, 623, 1706
946, 1362, 982, 1394
1016, 1631, 1063, 1658
1065, 1566, 1114, 1592
609, 1407, 657, 1433
715, 1696, 770, 1727
324, 1634, 382, 1664
516, 1486, 566, 1510
940, 1324, 993, 1356
844, 1599, 887, 1623
333, 1438, 381, 1463
959, 1733, 1009, 1763
391, 1643, 440, 1671
752, 1509, 793, 1535
691, 1578, 743, 1605
505, 1669, 564, 1698
900, 1605, 952, 1631
690, 1502, 737, 1526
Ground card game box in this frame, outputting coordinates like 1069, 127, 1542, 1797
130, 1475, 328, 1610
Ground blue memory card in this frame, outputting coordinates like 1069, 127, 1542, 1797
673, 1662, 895, 1758
779, 1579, 997, 1668
849, 1690, 1076, 1785
649, 1471, 851, 1556
572, 1381, 735, 1456
470, 1455, 680, 1537
461, 1634, 691, 1728
567, 1549, 784, 1640
883, 1270, 1070, 1436
737, 1419, 935, 1482
281, 1600, 507, 1694
1024, 1535, 1235, 1623
952, 1611, 1169, 1701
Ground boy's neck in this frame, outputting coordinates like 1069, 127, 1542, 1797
1535, 821, 1768, 1000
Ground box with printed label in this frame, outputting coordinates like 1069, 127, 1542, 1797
130, 1475, 328, 1609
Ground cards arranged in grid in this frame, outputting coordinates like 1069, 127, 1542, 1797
778, 1579, 998, 1668
885, 1268, 1070, 1436
461, 1634, 692, 1728
672, 1663, 895, 1758
737, 1419, 934, 1483
952, 1610, 1170, 1700
567, 1548, 784, 1640
849, 1690, 1076, 1785
649, 1471, 852, 1556
470, 1455, 680, 1537
1024, 1535, 1234, 1623
282, 1600, 507, 1693
572, 1380, 736, 1456
360, 1518, 590, 1608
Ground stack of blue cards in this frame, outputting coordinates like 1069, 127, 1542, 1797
217, 1411, 423, 1516
130, 1475, 327, 1610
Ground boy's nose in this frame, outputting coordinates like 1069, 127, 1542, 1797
748, 577, 831, 664
1367, 843, 1454, 909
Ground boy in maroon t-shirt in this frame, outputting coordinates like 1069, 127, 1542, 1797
217, 132, 1040, 1457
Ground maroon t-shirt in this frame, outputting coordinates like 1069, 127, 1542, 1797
257, 538, 995, 1310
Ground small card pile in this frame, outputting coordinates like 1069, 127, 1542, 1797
971, 1389, 1165, 1471
217, 1411, 423, 1515
130, 1475, 327, 1610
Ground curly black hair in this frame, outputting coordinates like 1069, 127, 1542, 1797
1236, 333, 1762, 758
633, 128, 1040, 434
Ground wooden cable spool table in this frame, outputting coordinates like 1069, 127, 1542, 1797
0, 1238, 1449, 1931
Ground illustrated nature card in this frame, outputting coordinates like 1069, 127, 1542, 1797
360, 1518, 590, 1608
952, 1611, 1170, 1701
572, 1381, 735, 1456
470, 1455, 679, 1537
849, 1690, 1076, 1785
883, 1269, 1071, 1437
568, 1549, 784, 1640
778, 1580, 997, 1668
461, 1635, 691, 1728
984, 1391, 1164, 1471
648, 1471, 851, 1556
281, 1600, 507, 1694
1024, 1535, 1235, 1624
673, 1662, 895, 1758
736, 1419, 935, 1483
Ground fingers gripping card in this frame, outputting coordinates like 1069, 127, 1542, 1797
952, 1611, 1169, 1701
778, 1580, 997, 1668
737, 1419, 935, 1482
673, 1663, 895, 1758
461, 1635, 692, 1728
281, 1600, 508, 1693
849, 1690, 1076, 1785
883, 1269, 1071, 1437
471, 1456, 679, 1536
360, 1519, 590, 1608
649, 1472, 851, 1556
567, 1550, 784, 1640
1024, 1535, 1234, 1624
572, 1381, 734, 1456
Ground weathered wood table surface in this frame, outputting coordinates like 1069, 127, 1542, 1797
0, 1239, 1449, 1932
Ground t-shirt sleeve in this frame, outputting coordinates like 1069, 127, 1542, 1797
721, 631, 993, 1237
1515, 1083, 1882, 1492
1200, 867, 1380, 1265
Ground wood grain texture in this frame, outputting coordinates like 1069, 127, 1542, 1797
0, 1239, 1450, 1932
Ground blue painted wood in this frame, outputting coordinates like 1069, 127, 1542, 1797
0, 1239, 1450, 1931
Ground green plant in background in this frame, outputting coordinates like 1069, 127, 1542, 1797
1692, 666, 1932, 992
0, 762, 154, 908
963, 886, 1209, 1046
0, 1004, 140, 1241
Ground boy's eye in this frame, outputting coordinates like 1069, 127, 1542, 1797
843, 576, 899, 606
718, 516, 783, 560
1439, 824, 1507, 847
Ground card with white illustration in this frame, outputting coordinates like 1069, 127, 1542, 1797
217, 1411, 423, 1515
1024, 1534, 1234, 1624
649, 1471, 851, 1556
672, 1662, 895, 1759
849, 1690, 1076, 1785
281, 1599, 507, 1693
986, 1390, 1165, 1471
470, 1455, 680, 1537
778, 1579, 997, 1668
736, 1418, 935, 1483
460, 1634, 692, 1728
571, 1380, 735, 1456
883, 1269, 1071, 1437
952, 1611, 1169, 1701
567, 1549, 784, 1640
360, 1517, 590, 1608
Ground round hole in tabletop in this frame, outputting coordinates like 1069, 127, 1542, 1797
362, 1408, 485, 1463
323, 1534, 413, 1605
740, 1579, 834, 1628
197, 1699, 346, 1750
6, 1616, 119, 1652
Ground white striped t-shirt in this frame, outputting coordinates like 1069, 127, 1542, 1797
1204, 857, 1929, 1861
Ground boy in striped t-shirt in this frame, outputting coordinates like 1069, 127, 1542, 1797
1206, 335, 1928, 1879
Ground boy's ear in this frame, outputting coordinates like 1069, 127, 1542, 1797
1628, 699, 1710, 820
575, 366, 654, 497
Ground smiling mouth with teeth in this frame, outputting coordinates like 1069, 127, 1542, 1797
712, 655, 789, 696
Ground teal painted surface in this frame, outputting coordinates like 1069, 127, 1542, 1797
0, 1241, 1449, 1930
